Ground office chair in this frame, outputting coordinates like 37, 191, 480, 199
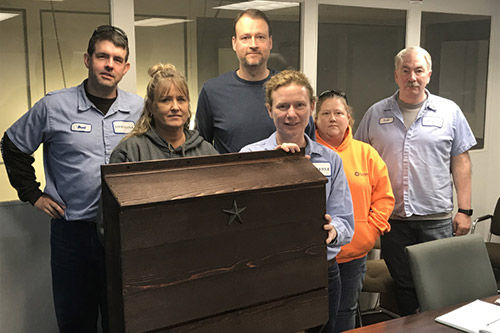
358, 239, 399, 326
471, 197, 500, 290
406, 234, 498, 312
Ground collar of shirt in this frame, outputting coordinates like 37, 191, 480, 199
76, 81, 133, 116
304, 133, 322, 158
384, 89, 438, 123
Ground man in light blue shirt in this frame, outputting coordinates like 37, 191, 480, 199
355, 46, 476, 316
1, 25, 143, 332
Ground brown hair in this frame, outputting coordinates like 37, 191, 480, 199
87, 25, 129, 61
315, 93, 354, 127
233, 9, 272, 37
125, 64, 191, 139
265, 69, 315, 107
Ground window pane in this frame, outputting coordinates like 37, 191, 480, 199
0, 10, 29, 199
421, 12, 490, 149
134, 0, 301, 111
41, 11, 110, 92
135, 14, 188, 98
317, 5, 406, 131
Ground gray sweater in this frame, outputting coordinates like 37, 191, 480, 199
110, 128, 218, 163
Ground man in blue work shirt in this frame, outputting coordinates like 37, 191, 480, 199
1, 25, 143, 332
355, 46, 476, 316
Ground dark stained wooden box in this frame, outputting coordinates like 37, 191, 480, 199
101, 150, 328, 332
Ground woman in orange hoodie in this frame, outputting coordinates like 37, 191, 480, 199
315, 90, 395, 332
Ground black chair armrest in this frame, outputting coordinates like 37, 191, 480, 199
471, 214, 493, 234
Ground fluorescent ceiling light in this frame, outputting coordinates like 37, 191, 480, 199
135, 18, 193, 27
0, 13, 19, 22
213, 1, 299, 11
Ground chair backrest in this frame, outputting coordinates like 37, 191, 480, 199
491, 197, 500, 236
406, 234, 497, 312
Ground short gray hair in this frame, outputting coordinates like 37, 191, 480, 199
394, 46, 432, 71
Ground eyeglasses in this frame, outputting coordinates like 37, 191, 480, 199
92, 25, 128, 42
318, 89, 349, 105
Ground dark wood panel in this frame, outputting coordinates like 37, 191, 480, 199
124, 259, 327, 332
104, 150, 304, 176
102, 181, 125, 332
118, 186, 325, 250
104, 150, 326, 207
153, 289, 328, 333
121, 222, 324, 289
119, 187, 326, 330
102, 152, 329, 332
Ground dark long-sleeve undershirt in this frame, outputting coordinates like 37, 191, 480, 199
1, 132, 43, 205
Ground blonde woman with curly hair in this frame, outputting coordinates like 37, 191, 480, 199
110, 64, 217, 162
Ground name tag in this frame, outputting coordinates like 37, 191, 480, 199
379, 117, 394, 124
113, 120, 135, 134
71, 123, 92, 133
313, 162, 332, 177
422, 116, 443, 127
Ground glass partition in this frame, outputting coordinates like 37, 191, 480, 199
0, 10, 29, 157
317, 5, 406, 131
134, 14, 188, 98
0, 9, 29, 202
41, 11, 109, 92
134, 0, 301, 110
421, 12, 490, 149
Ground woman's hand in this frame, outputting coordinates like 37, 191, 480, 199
276, 143, 301, 153
323, 213, 337, 244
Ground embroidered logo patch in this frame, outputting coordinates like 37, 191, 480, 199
71, 123, 92, 133
113, 120, 135, 134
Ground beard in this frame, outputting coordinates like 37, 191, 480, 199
242, 54, 266, 67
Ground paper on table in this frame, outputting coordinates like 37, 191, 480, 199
435, 299, 500, 333
479, 316, 500, 333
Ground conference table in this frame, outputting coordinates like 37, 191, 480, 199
348, 295, 500, 332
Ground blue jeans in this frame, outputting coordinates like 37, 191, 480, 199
320, 260, 341, 333
381, 218, 452, 315
306, 260, 341, 333
334, 256, 367, 332
51, 219, 108, 332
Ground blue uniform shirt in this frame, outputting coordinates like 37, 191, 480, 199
241, 133, 355, 261
354, 90, 476, 218
7, 81, 143, 221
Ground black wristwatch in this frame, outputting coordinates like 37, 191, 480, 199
457, 208, 473, 216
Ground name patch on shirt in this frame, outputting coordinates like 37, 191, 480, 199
379, 117, 394, 125
113, 120, 135, 134
313, 162, 332, 177
422, 116, 443, 128
71, 123, 92, 133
